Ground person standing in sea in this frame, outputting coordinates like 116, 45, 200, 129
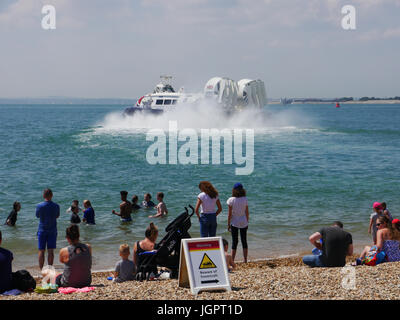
195, 181, 222, 237
112, 191, 133, 222
4, 202, 21, 226
82, 200, 96, 225
36, 188, 60, 270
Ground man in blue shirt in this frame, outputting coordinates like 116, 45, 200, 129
36, 188, 60, 270
0, 230, 13, 294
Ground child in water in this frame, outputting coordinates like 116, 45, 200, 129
82, 200, 95, 225
70, 205, 81, 224
142, 193, 155, 208
5, 202, 21, 226
149, 192, 168, 218
131, 195, 141, 211
66, 200, 82, 214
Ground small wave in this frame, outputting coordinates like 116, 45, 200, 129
94, 102, 316, 136
321, 127, 400, 136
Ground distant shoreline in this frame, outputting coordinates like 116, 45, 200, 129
269, 100, 400, 105
1, 98, 400, 105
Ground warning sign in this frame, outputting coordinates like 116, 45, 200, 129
199, 254, 216, 269
178, 237, 231, 295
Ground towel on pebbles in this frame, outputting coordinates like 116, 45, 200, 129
58, 287, 96, 294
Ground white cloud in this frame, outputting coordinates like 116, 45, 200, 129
0, 0, 399, 98
383, 27, 400, 38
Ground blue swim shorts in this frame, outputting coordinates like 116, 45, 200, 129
37, 231, 57, 250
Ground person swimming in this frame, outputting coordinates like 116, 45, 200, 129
112, 191, 133, 222
142, 193, 156, 209
148, 192, 168, 218
5, 202, 21, 227
82, 200, 95, 225
131, 195, 141, 211
70, 205, 81, 224
66, 200, 82, 214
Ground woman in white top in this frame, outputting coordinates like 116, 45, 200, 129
195, 181, 222, 237
227, 183, 249, 263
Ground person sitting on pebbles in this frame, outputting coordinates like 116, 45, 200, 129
133, 222, 159, 277
112, 244, 135, 283
354, 216, 400, 266
303, 221, 353, 268
56, 225, 92, 288
223, 238, 236, 272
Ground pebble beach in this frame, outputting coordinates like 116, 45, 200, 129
2, 255, 400, 300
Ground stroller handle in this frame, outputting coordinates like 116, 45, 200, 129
188, 205, 195, 217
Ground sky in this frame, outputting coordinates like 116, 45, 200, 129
0, 0, 399, 99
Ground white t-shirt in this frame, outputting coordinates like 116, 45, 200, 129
227, 196, 248, 228
198, 192, 218, 214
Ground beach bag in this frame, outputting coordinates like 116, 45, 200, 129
362, 246, 386, 266
12, 270, 36, 292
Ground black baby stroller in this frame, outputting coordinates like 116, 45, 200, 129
135, 205, 195, 281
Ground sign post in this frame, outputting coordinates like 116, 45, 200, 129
178, 237, 231, 295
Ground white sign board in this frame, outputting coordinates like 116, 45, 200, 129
178, 237, 231, 295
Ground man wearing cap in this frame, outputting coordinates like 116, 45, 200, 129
303, 221, 353, 268
112, 191, 133, 222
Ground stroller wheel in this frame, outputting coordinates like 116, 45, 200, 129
147, 272, 157, 281
170, 269, 178, 279
135, 272, 143, 281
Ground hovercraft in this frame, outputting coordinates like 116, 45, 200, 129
123, 75, 267, 116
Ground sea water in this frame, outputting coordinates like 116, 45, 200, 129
0, 103, 399, 271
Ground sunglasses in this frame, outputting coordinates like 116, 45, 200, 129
376, 223, 383, 226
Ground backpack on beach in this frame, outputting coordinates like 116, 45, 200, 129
362, 246, 386, 266
11, 270, 37, 292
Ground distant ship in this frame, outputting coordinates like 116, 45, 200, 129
280, 98, 293, 105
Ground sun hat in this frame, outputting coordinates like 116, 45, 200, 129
233, 183, 243, 189
373, 202, 382, 210
392, 219, 400, 225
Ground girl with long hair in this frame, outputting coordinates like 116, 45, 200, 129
195, 181, 222, 237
